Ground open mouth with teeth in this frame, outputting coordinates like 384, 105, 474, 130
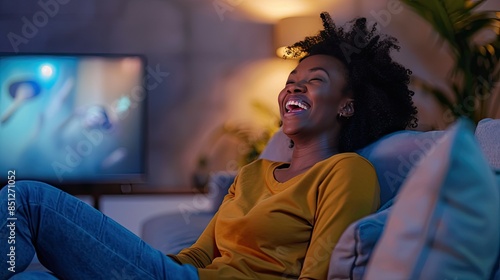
285, 100, 310, 113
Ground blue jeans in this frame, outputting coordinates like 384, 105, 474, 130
0, 181, 198, 280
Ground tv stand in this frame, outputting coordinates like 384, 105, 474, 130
60, 183, 205, 211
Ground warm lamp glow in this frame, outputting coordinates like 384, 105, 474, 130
235, 0, 337, 23
275, 47, 290, 58
274, 16, 323, 58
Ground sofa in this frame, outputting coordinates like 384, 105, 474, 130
142, 117, 500, 279
22, 118, 499, 278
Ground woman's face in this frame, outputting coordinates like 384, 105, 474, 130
278, 54, 352, 139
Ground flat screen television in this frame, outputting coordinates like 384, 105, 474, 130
0, 53, 147, 189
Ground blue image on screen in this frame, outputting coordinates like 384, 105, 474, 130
0, 54, 147, 185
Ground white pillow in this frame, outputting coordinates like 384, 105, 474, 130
259, 128, 292, 163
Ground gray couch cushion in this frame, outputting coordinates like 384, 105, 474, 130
328, 200, 393, 280
141, 211, 213, 255
357, 129, 444, 206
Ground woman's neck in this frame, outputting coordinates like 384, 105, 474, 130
289, 144, 338, 170
273, 140, 339, 183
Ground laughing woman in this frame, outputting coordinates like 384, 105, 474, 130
0, 12, 417, 280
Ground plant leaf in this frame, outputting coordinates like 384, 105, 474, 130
455, 12, 500, 40
401, 0, 457, 46
401, 0, 500, 122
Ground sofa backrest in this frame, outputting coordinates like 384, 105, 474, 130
475, 118, 500, 170
356, 130, 445, 206
260, 128, 446, 206
220, 118, 499, 210
260, 118, 499, 207
259, 128, 293, 162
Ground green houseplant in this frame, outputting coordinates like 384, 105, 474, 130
401, 0, 500, 123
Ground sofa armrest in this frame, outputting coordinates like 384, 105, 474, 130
141, 211, 213, 255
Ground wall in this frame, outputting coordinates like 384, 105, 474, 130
0, 0, 278, 189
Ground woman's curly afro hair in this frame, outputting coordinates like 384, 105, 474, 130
285, 12, 418, 152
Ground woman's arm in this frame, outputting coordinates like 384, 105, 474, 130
168, 177, 238, 268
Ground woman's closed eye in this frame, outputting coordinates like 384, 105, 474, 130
286, 77, 323, 85
310, 77, 323, 82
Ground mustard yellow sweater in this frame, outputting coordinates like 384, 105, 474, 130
172, 153, 379, 279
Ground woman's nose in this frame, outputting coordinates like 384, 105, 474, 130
288, 82, 306, 93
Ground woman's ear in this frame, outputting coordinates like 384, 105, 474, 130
339, 99, 355, 118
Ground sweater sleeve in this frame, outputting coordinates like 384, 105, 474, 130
169, 176, 237, 268
299, 156, 380, 279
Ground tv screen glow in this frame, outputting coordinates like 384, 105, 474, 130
0, 54, 147, 185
